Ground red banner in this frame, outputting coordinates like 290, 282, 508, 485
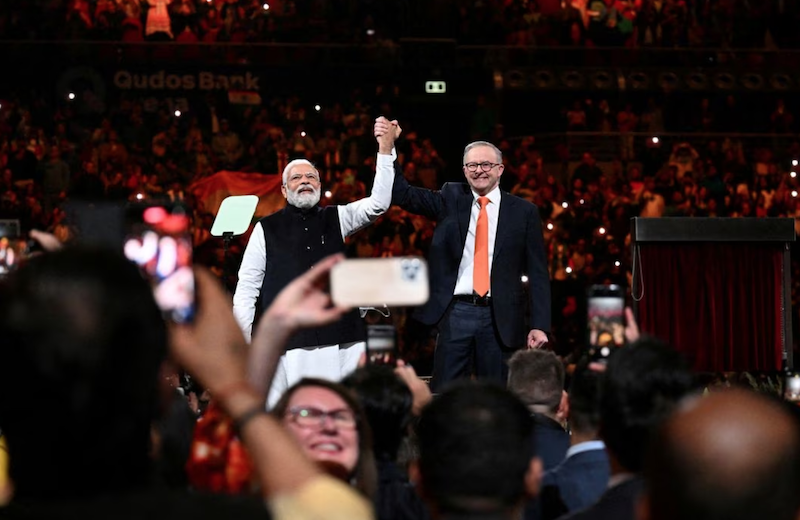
189, 171, 285, 219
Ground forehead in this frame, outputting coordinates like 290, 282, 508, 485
465, 145, 499, 163
288, 386, 350, 410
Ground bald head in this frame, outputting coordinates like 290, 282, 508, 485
643, 389, 800, 520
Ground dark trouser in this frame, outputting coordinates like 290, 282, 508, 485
431, 299, 511, 392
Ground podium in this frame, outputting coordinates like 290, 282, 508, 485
631, 218, 795, 372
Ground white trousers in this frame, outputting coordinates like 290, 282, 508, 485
266, 341, 365, 409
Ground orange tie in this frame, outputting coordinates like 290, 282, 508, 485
474, 196, 490, 297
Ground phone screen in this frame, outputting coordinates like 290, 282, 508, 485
123, 204, 195, 323
0, 237, 29, 277
587, 284, 625, 358
366, 324, 398, 367
785, 373, 800, 403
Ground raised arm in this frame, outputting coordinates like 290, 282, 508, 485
375, 120, 445, 221
337, 118, 400, 238
232, 222, 266, 341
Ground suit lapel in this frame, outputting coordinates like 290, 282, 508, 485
494, 191, 512, 259
457, 188, 472, 249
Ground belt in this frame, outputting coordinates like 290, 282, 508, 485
453, 294, 492, 307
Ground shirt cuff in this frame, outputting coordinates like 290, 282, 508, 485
377, 147, 396, 164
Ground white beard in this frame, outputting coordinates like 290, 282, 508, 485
286, 185, 321, 209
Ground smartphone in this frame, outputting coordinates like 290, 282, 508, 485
330, 257, 429, 308
123, 204, 196, 323
366, 324, 398, 366
785, 373, 800, 403
587, 284, 625, 361
0, 236, 30, 277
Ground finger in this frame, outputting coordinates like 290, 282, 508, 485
357, 352, 367, 368
303, 254, 345, 285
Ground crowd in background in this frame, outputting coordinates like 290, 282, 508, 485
3, 0, 800, 48
3, 83, 800, 366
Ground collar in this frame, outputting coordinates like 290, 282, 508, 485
471, 185, 501, 206
566, 440, 605, 459
531, 412, 567, 432
285, 203, 319, 216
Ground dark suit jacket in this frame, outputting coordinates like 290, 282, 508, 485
392, 171, 551, 349
532, 414, 571, 471
540, 447, 610, 520
557, 476, 643, 520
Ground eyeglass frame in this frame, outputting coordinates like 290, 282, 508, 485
285, 171, 321, 186
464, 161, 502, 173
285, 406, 358, 430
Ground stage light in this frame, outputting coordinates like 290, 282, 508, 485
68, 92, 75, 100
791, 171, 797, 179
614, 260, 621, 267
599, 227, 606, 235
562, 201, 568, 209
262, 3, 269, 10
546, 223, 554, 231
174, 110, 181, 117
135, 193, 145, 200
521, 275, 529, 283
580, 199, 585, 205
366, 29, 375, 36
300, 131, 306, 137
651, 137, 659, 144
793, 160, 798, 167
792, 190, 798, 198
325, 190, 332, 198
314, 104, 321, 111
565, 266, 573, 274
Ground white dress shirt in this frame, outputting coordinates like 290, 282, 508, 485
233, 151, 395, 340
453, 185, 501, 297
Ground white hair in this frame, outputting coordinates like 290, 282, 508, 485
462, 141, 503, 165
282, 159, 319, 185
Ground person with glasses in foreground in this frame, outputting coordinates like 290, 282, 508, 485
377, 118, 550, 390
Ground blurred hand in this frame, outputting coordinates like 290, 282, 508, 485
395, 359, 432, 416
258, 253, 350, 334
29, 229, 63, 252
527, 329, 549, 349
624, 307, 640, 343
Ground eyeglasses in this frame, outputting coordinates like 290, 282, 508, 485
286, 406, 357, 430
287, 172, 320, 184
464, 162, 501, 172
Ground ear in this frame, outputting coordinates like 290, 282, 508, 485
281, 184, 288, 199
556, 390, 570, 424
636, 491, 651, 520
524, 457, 544, 499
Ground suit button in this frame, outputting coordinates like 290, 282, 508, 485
306, 246, 311, 250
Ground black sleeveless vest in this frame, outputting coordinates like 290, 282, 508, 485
257, 204, 365, 350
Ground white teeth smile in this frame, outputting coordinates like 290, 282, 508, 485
313, 443, 342, 452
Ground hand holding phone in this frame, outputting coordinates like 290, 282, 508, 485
587, 284, 625, 363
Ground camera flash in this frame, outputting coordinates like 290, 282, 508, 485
262, 3, 269, 10
615, 260, 621, 267
546, 223, 554, 230
300, 131, 307, 137
651, 136, 659, 144
314, 104, 321, 111
565, 267, 573, 274
135, 193, 145, 200
68, 92, 76, 100
561, 201, 568, 209
174, 110, 181, 117
599, 227, 606, 235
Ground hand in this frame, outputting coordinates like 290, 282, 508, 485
527, 329, 549, 349
624, 306, 640, 343
395, 359, 432, 416
168, 268, 249, 396
259, 253, 350, 334
29, 229, 63, 252
374, 116, 402, 154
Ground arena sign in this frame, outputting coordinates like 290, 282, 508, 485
113, 70, 261, 91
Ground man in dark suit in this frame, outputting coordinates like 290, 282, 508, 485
559, 338, 694, 520
375, 118, 550, 390
537, 358, 609, 520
